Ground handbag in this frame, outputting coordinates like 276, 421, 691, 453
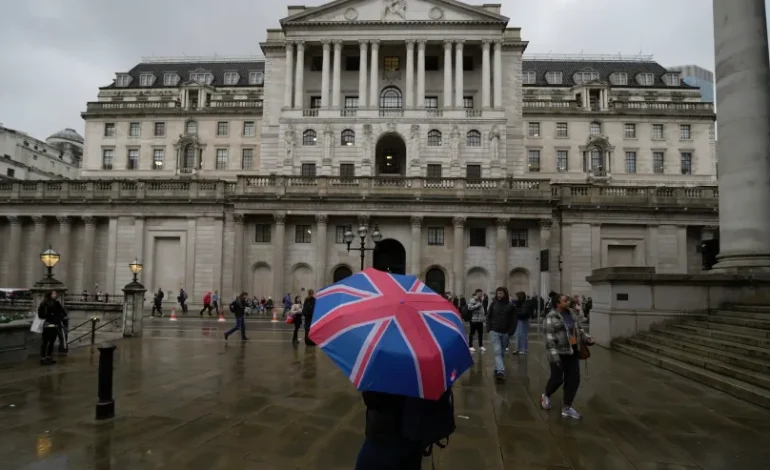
286, 315, 293, 324
575, 326, 591, 360
30, 316, 45, 334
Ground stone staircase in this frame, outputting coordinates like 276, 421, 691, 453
613, 304, 770, 409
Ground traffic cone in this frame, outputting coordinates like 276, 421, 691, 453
169, 307, 178, 321
271, 309, 279, 323
217, 309, 226, 322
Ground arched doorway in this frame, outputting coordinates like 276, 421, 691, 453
333, 265, 353, 282
291, 264, 314, 296
373, 239, 406, 275
375, 133, 406, 176
466, 267, 490, 295
424, 267, 446, 295
251, 262, 272, 298
508, 268, 531, 295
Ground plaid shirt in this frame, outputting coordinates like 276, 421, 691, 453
544, 308, 589, 363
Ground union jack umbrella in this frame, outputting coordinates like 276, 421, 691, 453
309, 268, 473, 400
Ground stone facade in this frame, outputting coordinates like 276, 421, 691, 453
0, 125, 83, 180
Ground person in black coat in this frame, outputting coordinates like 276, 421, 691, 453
37, 291, 66, 365
486, 287, 515, 380
355, 391, 424, 470
302, 290, 316, 346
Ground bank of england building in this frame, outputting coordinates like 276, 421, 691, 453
0, 0, 718, 304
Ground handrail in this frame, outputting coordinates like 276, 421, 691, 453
67, 314, 122, 346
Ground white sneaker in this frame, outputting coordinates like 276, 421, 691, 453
561, 406, 583, 420
480, 346, 487, 352
541, 394, 551, 410
469, 347, 476, 352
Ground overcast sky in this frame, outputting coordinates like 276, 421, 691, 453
0, 0, 759, 140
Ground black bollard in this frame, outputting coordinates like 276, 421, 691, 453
95, 344, 116, 420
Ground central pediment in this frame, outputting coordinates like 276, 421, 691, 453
281, 0, 508, 25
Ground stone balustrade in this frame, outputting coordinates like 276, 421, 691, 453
522, 100, 715, 116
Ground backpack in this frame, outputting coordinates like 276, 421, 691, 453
229, 300, 237, 313
401, 388, 456, 456
460, 305, 471, 322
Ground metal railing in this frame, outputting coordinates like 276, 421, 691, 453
67, 314, 122, 347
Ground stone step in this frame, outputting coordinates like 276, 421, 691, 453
613, 343, 770, 409
670, 324, 770, 349
682, 320, 770, 339
694, 315, 770, 331
640, 331, 770, 374
652, 326, 770, 360
728, 305, 770, 314
716, 309, 770, 321
625, 337, 770, 390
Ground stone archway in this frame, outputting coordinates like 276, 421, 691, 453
508, 268, 531, 295
373, 239, 406, 274
332, 265, 353, 282
251, 262, 272, 298
466, 267, 490, 296
375, 133, 406, 176
291, 263, 314, 296
424, 266, 446, 295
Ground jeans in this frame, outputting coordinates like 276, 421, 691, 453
468, 322, 484, 348
545, 353, 580, 407
515, 319, 529, 352
225, 316, 247, 339
489, 331, 509, 373
355, 436, 423, 470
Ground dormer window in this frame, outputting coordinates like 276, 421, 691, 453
573, 71, 599, 85
116, 74, 132, 87
523, 71, 536, 84
663, 73, 681, 86
610, 72, 628, 85
190, 72, 212, 84
545, 71, 563, 85
163, 73, 180, 86
249, 71, 264, 85
223, 72, 240, 85
637, 73, 655, 86
139, 73, 155, 87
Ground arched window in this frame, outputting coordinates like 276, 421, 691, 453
425, 268, 446, 295
341, 129, 355, 146
183, 144, 196, 170
333, 266, 353, 282
303, 129, 317, 146
380, 86, 402, 109
466, 130, 481, 147
185, 120, 197, 135
427, 130, 442, 147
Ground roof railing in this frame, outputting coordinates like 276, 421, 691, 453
140, 55, 264, 64
524, 53, 655, 62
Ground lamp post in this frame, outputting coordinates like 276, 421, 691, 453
122, 258, 147, 338
31, 245, 67, 317
344, 224, 383, 271
40, 245, 61, 280
128, 258, 143, 284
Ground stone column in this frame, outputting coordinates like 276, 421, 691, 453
481, 39, 492, 109
369, 40, 380, 109
405, 40, 415, 108
539, 219, 553, 296
493, 40, 502, 108
496, 218, 509, 290
82, 216, 96, 292
28, 216, 47, 286
548, 218, 562, 293
57, 216, 72, 287
416, 40, 426, 109
452, 217, 465, 296
273, 213, 286, 300
454, 40, 464, 109
410, 216, 422, 276
321, 40, 332, 109
316, 214, 328, 289
712, 0, 770, 272
233, 213, 244, 293
358, 40, 369, 108
293, 41, 306, 109
134, 216, 146, 285
332, 40, 343, 109
284, 41, 294, 108
6, 216, 22, 286
443, 40, 453, 109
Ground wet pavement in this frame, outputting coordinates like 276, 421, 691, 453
1, 316, 769, 469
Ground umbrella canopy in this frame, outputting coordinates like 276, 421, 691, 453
309, 268, 473, 400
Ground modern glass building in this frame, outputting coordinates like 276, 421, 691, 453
669, 65, 715, 102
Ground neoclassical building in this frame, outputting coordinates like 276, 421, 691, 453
0, 0, 718, 305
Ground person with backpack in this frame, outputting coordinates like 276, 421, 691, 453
177, 288, 188, 315
486, 287, 515, 381
224, 292, 249, 341
512, 291, 531, 355
200, 291, 214, 317
466, 289, 486, 352
150, 288, 164, 317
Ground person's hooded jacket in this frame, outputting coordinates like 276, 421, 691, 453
486, 289, 514, 334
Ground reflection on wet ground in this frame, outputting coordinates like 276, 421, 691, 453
1, 317, 769, 469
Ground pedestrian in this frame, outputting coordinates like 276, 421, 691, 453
541, 294, 594, 420
260, 296, 267, 315
151, 288, 164, 317
178, 288, 188, 314
224, 292, 249, 341
57, 303, 69, 356
81, 289, 89, 302
512, 291, 530, 355
467, 289, 486, 352
37, 291, 66, 365
486, 287, 514, 381
200, 291, 214, 316
302, 290, 316, 346
290, 296, 303, 345
266, 296, 274, 317
482, 292, 489, 314
212, 290, 220, 314
282, 292, 292, 319
584, 297, 593, 323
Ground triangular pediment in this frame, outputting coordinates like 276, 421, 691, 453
281, 0, 508, 25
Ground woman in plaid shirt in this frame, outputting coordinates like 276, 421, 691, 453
541, 294, 594, 420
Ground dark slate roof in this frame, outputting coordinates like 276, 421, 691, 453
102, 60, 265, 89
522, 60, 695, 89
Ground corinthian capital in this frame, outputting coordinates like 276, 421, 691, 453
452, 217, 466, 228
233, 213, 245, 225
57, 215, 72, 226
274, 212, 286, 224
315, 214, 329, 225
496, 218, 510, 228
539, 219, 553, 230
410, 216, 423, 228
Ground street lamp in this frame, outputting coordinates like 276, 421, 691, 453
345, 224, 383, 270
39, 245, 60, 280
129, 258, 143, 283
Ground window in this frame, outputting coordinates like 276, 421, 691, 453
523, 71, 536, 84
427, 164, 442, 178
127, 149, 139, 170
129, 122, 140, 137
345, 55, 360, 71
303, 129, 317, 146
104, 123, 115, 137
653, 151, 665, 174
556, 150, 568, 172
652, 124, 664, 140
590, 121, 602, 136
424, 96, 438, 109
249, 72, 264, 85
215, 149, 229, 170
186, 121, 197, 134
590, 148, 604, 173
637, 73, 654, 86
624, 123, 636, 139
153, 149, 164, 170
460, 55, 473, 71
102, 149, 114, 169
335, 226, 347, 244
427, 130, 442, 147
6, 168, 14, 178
139, 74, 154, 86
469, 228, 486, 247
556, 122, 568, 138
466, 164, 481, 179
680, 124, 691, 140
664, 74, 681, 86
153, 122, 165, 137
344, 96, 359, 109
310, 56, 323, 71
528, 150, 541, 172
463, 96, 474, 109
241, 149, 254, 170
384, 56, 400, 72
243, 121, 256, 137
380, 86, 402, 108
528, 122, 541, 137
340, 163, 355, 178
573, 71, 599, 84
625, 151, 637, 174
310, 96, 322, 109
255, 224, 271, 243
428, 227, 445, 246
301, 163, 317, 177
610, 72, 628, 85
466, 130, 481, 147
425, 56, 439, 71
341, 129, 355, 146
681, 152, 693, 175
545, 71, 563, 84
190, 72, 211, 83
295, 225, 312, 244
511, 229, 528, 248
216, 121, 228, 136
163, 73, 179, 86
116, 74, 131, 87
223, 72, 239, 85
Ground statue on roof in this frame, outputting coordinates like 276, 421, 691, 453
382, 0, 406, 20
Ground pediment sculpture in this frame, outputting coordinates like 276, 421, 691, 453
382, 0, 407, 20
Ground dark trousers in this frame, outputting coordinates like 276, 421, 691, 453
545, 353, 580, 407
468, 322, 484, 347
304, 317, 315, 345
41, 327, 58, 358
225, 316, 246, 339
292, 318, 302, 344
200, 303, 213, 316
213, 301, 219, 313
355, 437, 423, 470
57, 325, 68, 351
151, 303, 162, 316
180, 301, 188, 313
